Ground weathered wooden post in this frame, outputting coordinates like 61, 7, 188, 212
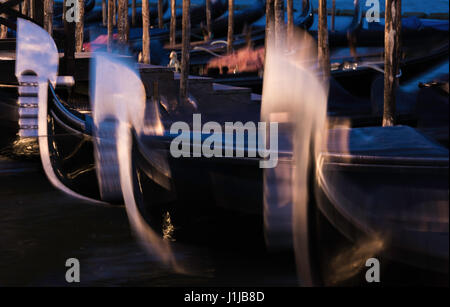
43, 0, 54, 35
383, 0, 402, 127
331, 0, 336, 31
102, 0, 107, 26
142, 0, 151, 63
131, 0, 136, 27
22, 0, 29, 16
113, 0, 116, 26
265, 0, 274, 61
30, 0, 34, 19
180, 0, 190, 103
170, 0, 176, 46
395, 0, 402, 69
107, 0, 114, 51
274, 0, 284, 48
287, 0, 293, 47
318, 0, 330, 80
266, 0, 274, 43
205, 0, 212, 40
118, 0, 129, 47
158, 0, 164, 28
0, 0, 6, 39
227, 0, 234, 54
0, 25, 5, 40
75, 0, 84, 52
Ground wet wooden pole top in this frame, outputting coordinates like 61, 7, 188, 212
102, 0, 107, 26
205, 0, 212, 40
170, 0, 176, 46
75, 0, 84, 52
21, 0, 30, 16
118, 0, 129, 47
131, 0, 136, 27
265, 0, 274, 47
383, 0, 402, 127
142, 0, 151, 63
180, 0, 191, 103
274, 0, 284, 48
227, 0, 234, 54
43, 0, 54, 36
0, 0, 6, 39
318, 0, 330, 80
107, 0, 114, 51
30, 0, 34, 19
287, 0, 293, 47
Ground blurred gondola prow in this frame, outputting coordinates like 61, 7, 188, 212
261, 28, 328, 286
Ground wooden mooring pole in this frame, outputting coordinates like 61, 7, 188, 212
158, 0, 164, 28
318, 0, 330, 80
43, 0, 54, 35
180, 0, 190, 103
274, 0, 284, 48
30, 0, 34, 19
265, 0, 274, 44
142, 0, 151, 63
205, 0, 212, 40
170, 0, 176, 46
107, 0, 114, 51
287, 0, 293, 47
22, 0, 29, 16
131, 0, 136, 27
383, 0, 402, 127
75, 0, 84, 52
103, 0, 107, 26
0, 0, 6, 39
118, 0, 129, 47
227, 0, 234, 54
113, 0, 116, 26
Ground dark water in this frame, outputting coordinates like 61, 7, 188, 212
0, 163, 298, 286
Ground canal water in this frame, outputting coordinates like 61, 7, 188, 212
0, 160, 299, 286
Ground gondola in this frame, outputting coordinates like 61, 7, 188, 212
199, 35, 448, 95
81, 0, 169, 26
415, 75, 449, 147
355, 15, 449, 47
204, 0, 267, 40
122, 0, 312, 67
161, 0, 227, 30
83, 0, 227, 49
8, 18, 448, 285
308, 0, 363, 47
152, 0, 313, 72
150, 0, 360, 93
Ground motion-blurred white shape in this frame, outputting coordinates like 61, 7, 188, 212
261, 29, 328, 286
